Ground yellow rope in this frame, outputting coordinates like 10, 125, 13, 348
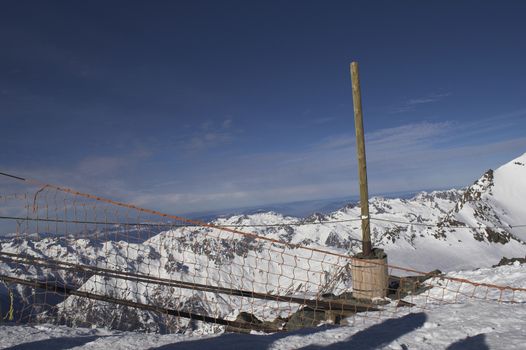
3, 289, 14, 321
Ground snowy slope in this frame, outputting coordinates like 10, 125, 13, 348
1, 153, 525, 334
449, 152, 526, 241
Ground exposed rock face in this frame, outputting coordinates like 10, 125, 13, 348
492, 256, 526, 267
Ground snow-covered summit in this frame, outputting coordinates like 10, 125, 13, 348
447, 152, 526, 242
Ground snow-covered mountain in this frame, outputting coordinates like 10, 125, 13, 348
444, 155, 526, 242
1, 153, 525, 333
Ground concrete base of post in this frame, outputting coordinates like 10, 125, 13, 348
351, 249, 388, 300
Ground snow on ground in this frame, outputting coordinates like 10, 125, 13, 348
1, 263, 525, 349
1, 302, 524, 349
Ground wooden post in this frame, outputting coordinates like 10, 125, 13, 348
350, 62, 372, 257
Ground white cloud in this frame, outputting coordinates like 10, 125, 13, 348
143, 119, 525, 214
185, 131, 233, 152
392, 93, 451, 113
3, 111, 525, 217
312, 116, 337, 125
182, 117, 237, 153
77, 156, 129, 177
222, 117, 233, 129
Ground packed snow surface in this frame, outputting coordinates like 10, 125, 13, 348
1, 262, 525, 349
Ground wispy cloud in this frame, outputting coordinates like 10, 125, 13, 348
127, 114, 525, 213
185, 131, 233, 153
3, 110, 525, 216
407, 93, 449, 105
391, 93, 451, 113
316, 122, 449, 151
316, 134, 354, 150
311, 116, 337, 125
76, 156, 130, 177
182, 117, 237, 153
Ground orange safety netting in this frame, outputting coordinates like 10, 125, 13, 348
1, 173, 524, 333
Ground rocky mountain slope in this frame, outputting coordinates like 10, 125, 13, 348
1, 153, 525, 333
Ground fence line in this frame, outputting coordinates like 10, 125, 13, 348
1, 171, 525, 333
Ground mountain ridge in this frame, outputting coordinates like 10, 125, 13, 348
1, 153, 525, 333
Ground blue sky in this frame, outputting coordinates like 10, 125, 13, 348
1, 1, 526, 214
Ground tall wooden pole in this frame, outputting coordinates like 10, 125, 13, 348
350, 62, 372, 256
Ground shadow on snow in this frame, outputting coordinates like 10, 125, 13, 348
149, 312, 427, 350
3, 335, 104, 350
